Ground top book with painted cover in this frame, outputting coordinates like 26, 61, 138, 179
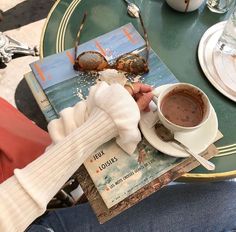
29, 23, 184, 209
30, 23, 177, 115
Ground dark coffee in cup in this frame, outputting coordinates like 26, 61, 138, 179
160, 89, 204, 127
156, 83, 211, 132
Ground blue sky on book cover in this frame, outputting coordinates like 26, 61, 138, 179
30, 23, 178, 114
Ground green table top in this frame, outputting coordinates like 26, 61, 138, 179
40, 0, 236, 181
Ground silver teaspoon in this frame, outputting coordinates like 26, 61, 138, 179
155, 122, 215, 171
123, 0, 140, 18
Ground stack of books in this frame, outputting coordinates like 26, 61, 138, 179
25, 23, 218, 223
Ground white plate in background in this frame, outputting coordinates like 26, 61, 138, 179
198, 21, 236, 102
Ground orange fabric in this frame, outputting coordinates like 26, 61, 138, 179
0, 97, 51, 183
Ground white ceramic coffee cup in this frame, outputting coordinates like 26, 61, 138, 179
155, 83, 211, 132
165, 0, 205, 12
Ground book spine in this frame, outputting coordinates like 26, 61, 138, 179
24, 72, 58, 122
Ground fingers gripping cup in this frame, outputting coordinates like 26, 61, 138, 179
157, 83, 211, 132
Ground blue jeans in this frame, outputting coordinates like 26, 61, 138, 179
27, 181, 236, 232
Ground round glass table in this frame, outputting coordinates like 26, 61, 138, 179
40, 0, 236, 181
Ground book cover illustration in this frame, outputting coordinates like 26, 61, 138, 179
84, 139, 183, 208
24, 72, 58, 121
28, 23, 184, 209
30, 23, 177, 115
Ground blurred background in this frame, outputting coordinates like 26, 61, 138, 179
0, 0, 55, 106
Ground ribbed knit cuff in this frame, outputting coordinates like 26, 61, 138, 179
15, 108, 117, 205
0, 176, 42, 232
0, 108, 117, 232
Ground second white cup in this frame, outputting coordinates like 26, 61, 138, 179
165, 0, 205, 12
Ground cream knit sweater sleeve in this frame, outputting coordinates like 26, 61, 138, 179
0, 82, 141, 232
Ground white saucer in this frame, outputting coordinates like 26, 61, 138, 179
139, 85, 218, 158
198, 21, 236, 102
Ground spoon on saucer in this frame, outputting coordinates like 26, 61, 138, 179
123, 0, 140, 18
155, 122, 215, 171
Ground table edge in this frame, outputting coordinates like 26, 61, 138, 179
180, 170, 236, 181
40, 0, 61, 58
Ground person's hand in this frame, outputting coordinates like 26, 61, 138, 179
125, 82, 153, 112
